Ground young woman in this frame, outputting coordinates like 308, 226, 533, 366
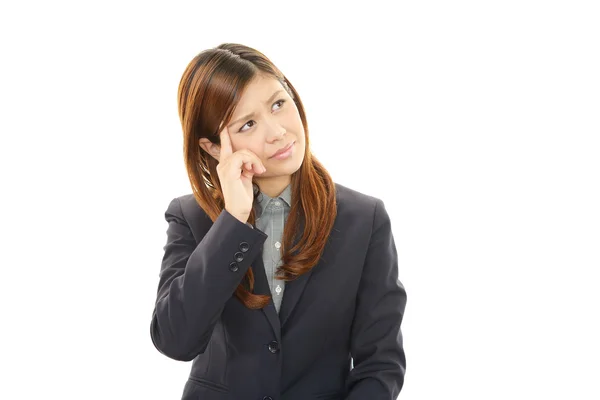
150, 43, 407, 400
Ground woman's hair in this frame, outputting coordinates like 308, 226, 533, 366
177, 43, 337, 310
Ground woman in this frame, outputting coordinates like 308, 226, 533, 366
150, 43, 407, 400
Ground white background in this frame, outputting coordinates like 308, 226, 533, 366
1, 1, 598, 399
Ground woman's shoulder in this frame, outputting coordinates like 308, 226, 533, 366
164, 193, 212, 227
334, 181, 383, 214
330, 182, 391, 235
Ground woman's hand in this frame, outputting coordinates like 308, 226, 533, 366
216, 125, 266, 223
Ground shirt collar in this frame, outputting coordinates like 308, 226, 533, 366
254, 182, 292, 217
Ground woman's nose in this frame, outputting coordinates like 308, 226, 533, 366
264, 119, 285, 140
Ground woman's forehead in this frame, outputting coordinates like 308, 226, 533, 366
239, 76, 282, 101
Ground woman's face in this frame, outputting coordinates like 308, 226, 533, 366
200, 75, 305, 183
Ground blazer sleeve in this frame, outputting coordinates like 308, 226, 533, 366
344, 198, 407, 399
150, 197, 267, 361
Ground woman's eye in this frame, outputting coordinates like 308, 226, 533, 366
273, 99, 286, 110
239, 120, 254, 132
239, 99, 286, 132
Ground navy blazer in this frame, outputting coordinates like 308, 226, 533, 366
150, 182, 407, 400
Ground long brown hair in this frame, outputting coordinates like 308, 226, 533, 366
177, 43, 337, 309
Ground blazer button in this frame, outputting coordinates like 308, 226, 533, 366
239, 241, 249, 252
229, 262, 239, 272
267, 340, 279, 353
234, 251, 244, 262
263, 397, 273, 400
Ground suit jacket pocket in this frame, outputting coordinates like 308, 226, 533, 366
187, 376, 229, 393
314, 389, 343, 399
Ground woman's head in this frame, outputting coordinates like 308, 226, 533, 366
199, 74, 305, 191
176, 43, 337, 310
178, 43, 308, 197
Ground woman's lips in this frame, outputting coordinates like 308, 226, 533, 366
270, 141, 295, 159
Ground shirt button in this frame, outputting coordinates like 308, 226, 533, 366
229, 262, 239, 272
274, 241, 281, 249
274, 201, 281, 206
267, 340, 279, 353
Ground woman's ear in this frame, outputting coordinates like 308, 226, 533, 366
199, 138, 220, 161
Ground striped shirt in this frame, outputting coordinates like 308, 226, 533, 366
246, 183, 292, 314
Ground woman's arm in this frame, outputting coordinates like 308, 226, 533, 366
345, 198, 408, 399
150, 197, 267, 361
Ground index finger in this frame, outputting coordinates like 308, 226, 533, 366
219, 124, 233, 160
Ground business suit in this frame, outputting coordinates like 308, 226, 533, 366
150, 182, 407, 399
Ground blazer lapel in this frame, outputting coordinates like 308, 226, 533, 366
278, 216, 311, 329
278, 265, 314, 329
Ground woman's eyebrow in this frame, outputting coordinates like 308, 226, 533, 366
228, 89, 285, 127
